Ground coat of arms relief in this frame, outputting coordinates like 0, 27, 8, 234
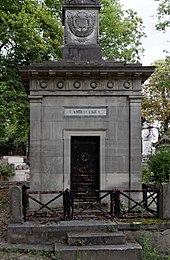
67, 11, 96, 38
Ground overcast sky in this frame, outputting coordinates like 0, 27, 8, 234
119, 0, 170, 65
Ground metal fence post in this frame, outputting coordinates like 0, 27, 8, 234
113, 190, 120, 218
22, 184, 28, 222
110, 191, 113, 217
71, 191, 74, 219
157, 189, 160, 218
142, 184, 148, 209
63, 189, 73, 220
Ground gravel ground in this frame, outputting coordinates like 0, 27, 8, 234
0, 187, 9, 242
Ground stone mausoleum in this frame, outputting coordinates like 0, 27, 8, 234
20, 0, 154, 204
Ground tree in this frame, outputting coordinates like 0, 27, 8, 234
100, 0, 145, 62
0, 68, 29, 155
155, 0, 170, 31
0, 0, 63, 155
142, 57, 170, 135
0, 0, 146, 155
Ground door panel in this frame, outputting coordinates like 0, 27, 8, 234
71, 136, 100, 199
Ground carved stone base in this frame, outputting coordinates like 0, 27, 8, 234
63, 44, 102, 61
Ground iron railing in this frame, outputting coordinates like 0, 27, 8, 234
22, 186, 160, 221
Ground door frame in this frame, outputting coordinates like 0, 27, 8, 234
63, 130, 106, 191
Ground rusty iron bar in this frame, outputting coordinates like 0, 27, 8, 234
157, 190, 160, 218
22, 187, 160, 221
120, 190, 159, 217
38, 192, 63, 212
120, 191, 152, 215
112, 190, 120, 218
63, 189, 73, 219
28, 191, 63, 194
122, 189, 159, 192
71, 190, 112, 218
27, 194, 57, 214
22, 185, 29, 222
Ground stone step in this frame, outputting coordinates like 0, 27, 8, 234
67, 231, 126, 246
8, 221, 117, 244
54, 243, 142, 260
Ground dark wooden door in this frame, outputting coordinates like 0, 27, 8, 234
71, 136, 100, 199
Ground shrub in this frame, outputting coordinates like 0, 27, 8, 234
0, 163, 15, 178
142, 166, 153, 185
145, 148, 170, 187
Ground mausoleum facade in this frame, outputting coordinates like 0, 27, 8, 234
20, 0, 154, 203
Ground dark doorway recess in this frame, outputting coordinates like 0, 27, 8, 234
71, 136, 100, 200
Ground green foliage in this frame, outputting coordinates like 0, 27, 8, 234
0, 68, 29, 152
0, 0, 63, 154
0, 163, 15, 177
100, 0, 145, 62
145, 149, 170, 187
142, 57, 170, 134
0, 0, 63, 64
140, 232, 167, 260
142, 167, 154, 185
0, 247, 60, 259
155, 0, 170, 31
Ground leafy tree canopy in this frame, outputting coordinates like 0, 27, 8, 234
100, 0, 145, 62
142, 57, 170, 134
0, 0, 63, 155
0, 0, 145, 155
155, 0, 170, 31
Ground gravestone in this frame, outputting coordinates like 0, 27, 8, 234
9, 186, 23, 224
20, 0, 155, 206
159, 183, 170, 219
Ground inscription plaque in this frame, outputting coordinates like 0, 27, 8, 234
64, 108, 107, 116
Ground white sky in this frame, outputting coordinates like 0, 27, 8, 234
119, 0, 170, 65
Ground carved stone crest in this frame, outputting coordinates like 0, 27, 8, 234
68, 11, 96, 37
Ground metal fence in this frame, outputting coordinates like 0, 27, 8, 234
22, 186, 160, 221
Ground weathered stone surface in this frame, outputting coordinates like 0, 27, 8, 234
125, 229, 170, 255
8, 221, 116, 244
19, 0, 154, 207
8, 220, 170, 256
67, 231, 126, 246
63, 0, 101, 5
21, 63, 154, 205
62, 0, 102, 60
54, 243, 142, 260
159, 183, 170, 219
9, 186, 23, 224
63, 45, 102, 61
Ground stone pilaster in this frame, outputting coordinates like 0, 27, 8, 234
129, 96, 142, 190
29, 96, 43, 190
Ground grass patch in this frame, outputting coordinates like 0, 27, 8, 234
116, 218, 170, 224
139, 233, 170, 260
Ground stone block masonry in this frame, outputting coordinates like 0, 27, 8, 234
19, 0, 155, 206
